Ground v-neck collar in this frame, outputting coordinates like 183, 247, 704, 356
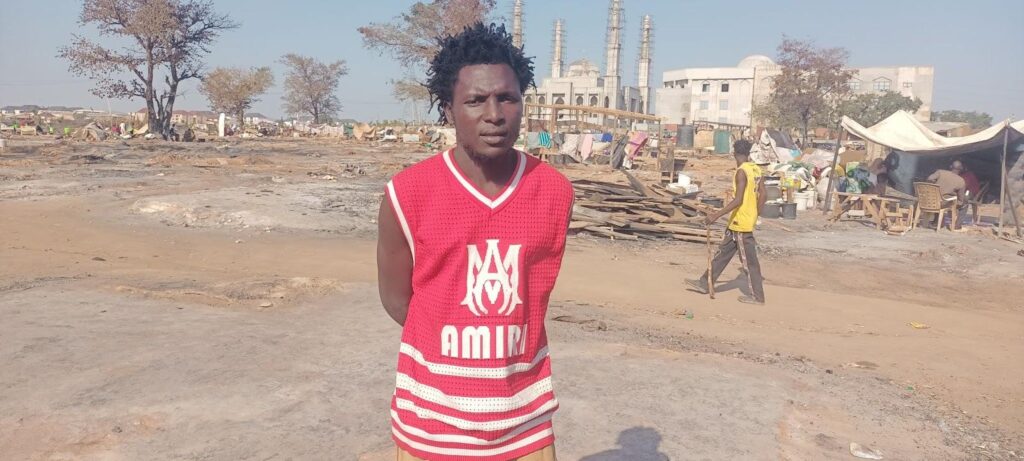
442, 148, 527, 210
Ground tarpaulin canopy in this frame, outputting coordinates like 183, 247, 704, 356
840, 111, 1024, 235
841, 110, 1024, 156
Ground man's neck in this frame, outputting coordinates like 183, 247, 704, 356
452, 146, 517, 196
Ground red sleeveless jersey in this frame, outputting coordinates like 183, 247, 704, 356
385, 149, 574, 460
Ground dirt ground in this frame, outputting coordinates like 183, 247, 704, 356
1, 137, 1021, 460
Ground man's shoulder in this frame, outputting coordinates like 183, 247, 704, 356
523, 152, 573, 193
391, 151, 447, 183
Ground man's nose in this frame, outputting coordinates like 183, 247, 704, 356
482, 98, 504, 124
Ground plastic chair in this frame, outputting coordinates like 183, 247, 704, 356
913, 182, 957, 231
968, 181, 990, 224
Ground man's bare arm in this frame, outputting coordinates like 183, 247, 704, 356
756, 176, 767, 216
377, 196, 413, 326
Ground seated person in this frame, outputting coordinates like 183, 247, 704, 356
927, 163, 968, 228
955, 160, 981, 199
866, 158, 889, 195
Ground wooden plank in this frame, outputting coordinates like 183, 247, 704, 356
572, 205, 630, 227
614, 170, 647, 196
583, 226, 639, 241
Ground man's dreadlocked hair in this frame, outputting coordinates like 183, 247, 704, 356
426, 22, 535, 125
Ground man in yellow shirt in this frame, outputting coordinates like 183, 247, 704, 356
686, 139, 767, 305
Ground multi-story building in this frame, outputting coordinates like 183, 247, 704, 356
656, 55, 935, 127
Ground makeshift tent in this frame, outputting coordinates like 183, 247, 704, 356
841, 111, 1024, 235
750, 128, 799, 164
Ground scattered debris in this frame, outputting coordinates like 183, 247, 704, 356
552, 315, 608, 332
843, 361, 878, 370
909, 322, 930, 329
849, 442, 884, 460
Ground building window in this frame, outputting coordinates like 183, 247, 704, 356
575, 95, 584, 105
604, 96, 609, 108
538, 95, 545, 105
699, 100, 709, 110
554, 96, 565, 105
902, 82, 913, 89
719, 100, 729, 110
525, 95, 533, 104
590, 95, 598, 106
873, 78, 891, 91
701, 83, 710, 93
721, 83, 730, 92
848, 80, 861, 91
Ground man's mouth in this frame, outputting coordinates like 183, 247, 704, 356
480, 133, 506, 144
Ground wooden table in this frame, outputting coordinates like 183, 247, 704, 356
831, 192, 915, 231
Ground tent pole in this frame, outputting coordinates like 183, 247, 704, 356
822, 124, 845, 214
999, 128, 1007, 236
1002, 128, 1022, 237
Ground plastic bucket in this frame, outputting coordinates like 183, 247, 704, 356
781, 202, 798, 219
793, 191, 812, 211
760, 203, 781, 219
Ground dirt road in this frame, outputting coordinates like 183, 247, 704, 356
1, 138, 1021, 460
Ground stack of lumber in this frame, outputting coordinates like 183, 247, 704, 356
571, 171, 725, 243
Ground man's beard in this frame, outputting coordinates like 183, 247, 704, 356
464, 144, 514, 164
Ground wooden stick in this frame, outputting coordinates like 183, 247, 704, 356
706, 224, 715, 299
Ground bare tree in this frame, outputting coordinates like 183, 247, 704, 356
199, 67, 273, 128
751, 38, 856, 141
280, 54, 347, 124
58, 0, 237, 139
359, 0, 496, 118
391, 78, 430, 121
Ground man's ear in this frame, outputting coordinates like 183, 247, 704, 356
442, 103, 454, 127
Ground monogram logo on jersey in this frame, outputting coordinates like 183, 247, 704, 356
461, 239, 523, 316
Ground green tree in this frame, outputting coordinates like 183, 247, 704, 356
841, 91, 923, 126
930, 110, 993, 129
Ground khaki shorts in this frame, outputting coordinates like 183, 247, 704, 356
396, 445, 556, 461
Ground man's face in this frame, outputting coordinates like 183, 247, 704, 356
444, 63, 523, 161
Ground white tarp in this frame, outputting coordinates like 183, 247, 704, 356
841, 111, 1024, 156
750, 128, 798, 164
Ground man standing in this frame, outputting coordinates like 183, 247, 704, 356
377, 23, 572, 461
928, 161, 968, 228
686, 139, 767, 305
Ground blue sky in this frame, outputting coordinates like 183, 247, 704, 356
1, 0, 1022, 121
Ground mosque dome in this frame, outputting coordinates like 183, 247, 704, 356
737, 55, 775, 69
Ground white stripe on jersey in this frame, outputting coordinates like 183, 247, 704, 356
399, 343, 549, 379
395, 373, 552, 413
390, 409, 552, 445
386, 180, 415, 263
442, 149, 527, 209
394, 396, 558, 432
392, 424, 553, 457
